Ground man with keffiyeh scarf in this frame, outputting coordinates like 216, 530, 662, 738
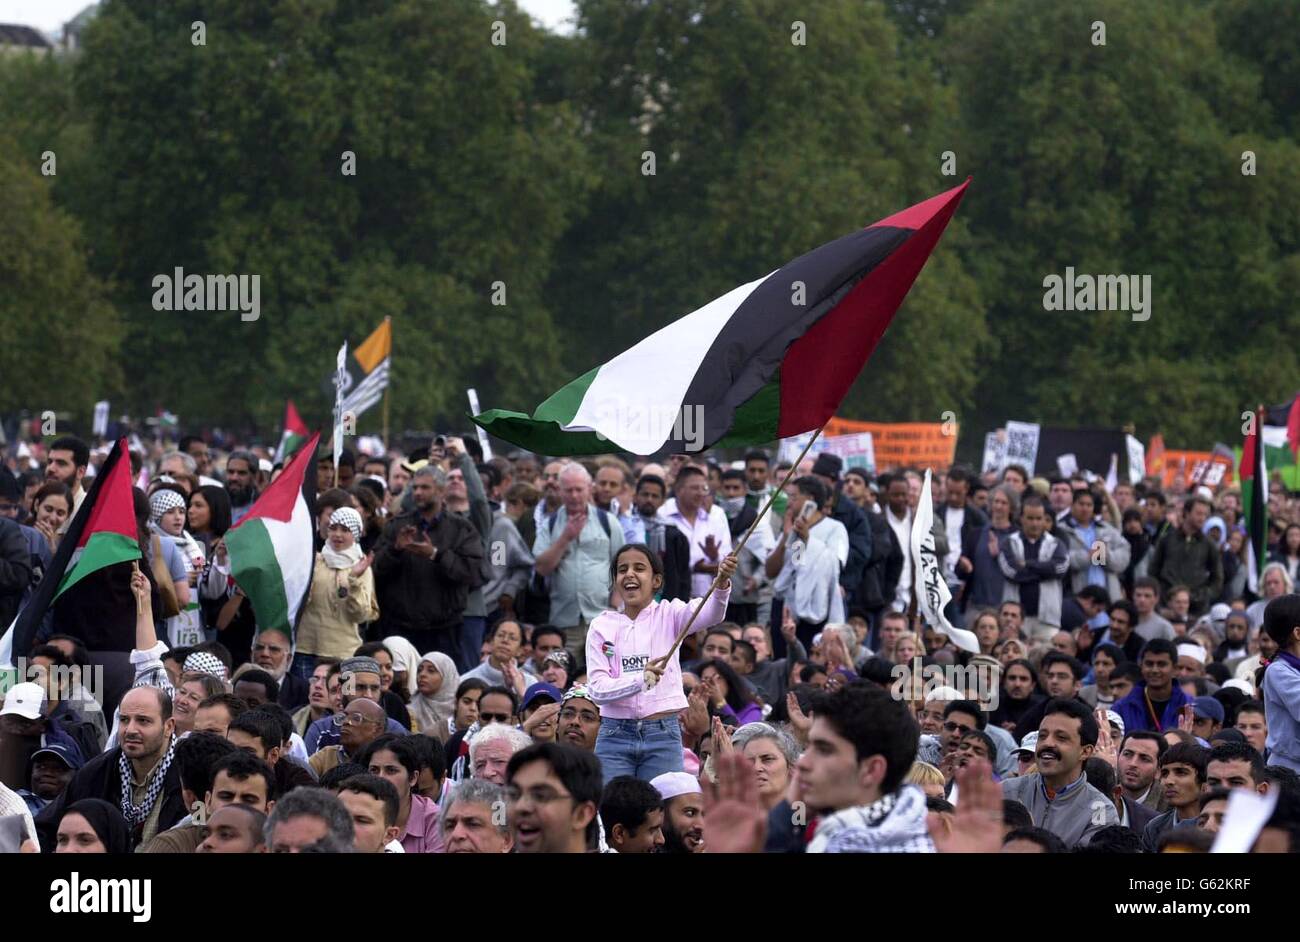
35, 685, 185, 851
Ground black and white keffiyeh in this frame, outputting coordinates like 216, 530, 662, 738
119, 735, 177, 828
806, 785, 936, 854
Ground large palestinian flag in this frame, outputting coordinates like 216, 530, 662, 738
473, 180, 970, 455
225, 431, 319, 641
1240, 407, 1268, 594
2, 437, 140, 663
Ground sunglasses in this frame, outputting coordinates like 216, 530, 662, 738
479, 712, 512, 724
943, 721, 974, 734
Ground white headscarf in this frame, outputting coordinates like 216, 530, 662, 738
382, 635, 422, 699
409, 652, 460, 742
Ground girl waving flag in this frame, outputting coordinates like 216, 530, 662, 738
586, 543, 737, 783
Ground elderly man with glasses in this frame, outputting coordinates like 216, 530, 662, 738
309, 697, 388, 777
304, 656, 408, 755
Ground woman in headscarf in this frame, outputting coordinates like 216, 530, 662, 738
383, 635, 422, 701
408, 651, 461, 742
55, 798, 132, 854
294, 507, 378, 677
189, 484, 234, 639
149, 485, 204, 648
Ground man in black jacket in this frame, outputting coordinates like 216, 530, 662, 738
35, 686, 186, 851
809, 454, 871, 610
0, 516, 32, 634
372, 465, 486, 667
846, 470, 903, 634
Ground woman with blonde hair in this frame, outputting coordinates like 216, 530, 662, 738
904, 761, 946, 800
889, 631, 925, 666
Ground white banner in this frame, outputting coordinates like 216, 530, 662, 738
1125, 434, 1145, 485
92, 401, 110, 437
332, 341, 348, 469
982, 430, 1006, 474
1003, 420, 1041, 476
777, 431, 874, 473
467, 388, 492, 460
910, 469, 980, 653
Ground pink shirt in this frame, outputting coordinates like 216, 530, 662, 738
585, 584, 731, 719
400, 794, 445, 854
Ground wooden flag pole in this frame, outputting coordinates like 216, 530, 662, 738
653, 427, 824, 666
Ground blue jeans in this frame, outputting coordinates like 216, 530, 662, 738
290, 653, 318, 683
595, 718, 683, 785
459, 616, 487, 674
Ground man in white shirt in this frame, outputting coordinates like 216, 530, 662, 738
658, 465, 732, 599
765, 476, 849, 647
882, 473, 914, 613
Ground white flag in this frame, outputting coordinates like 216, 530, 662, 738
910, 469, 980, 654
333, 341, 349, 469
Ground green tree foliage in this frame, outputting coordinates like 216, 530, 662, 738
0, 0, 1294, 453
0, 140, 122, 417
63, 0, 585, 434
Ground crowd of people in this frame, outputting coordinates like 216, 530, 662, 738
1, 429, 1299, 855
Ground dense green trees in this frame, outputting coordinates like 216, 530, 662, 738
0, 0, 1294, 452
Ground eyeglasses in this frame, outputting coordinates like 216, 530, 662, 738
333, 711, 378, 727
479, 712, 512, 724
559, 707, 599, 723
506, 785, 573, 806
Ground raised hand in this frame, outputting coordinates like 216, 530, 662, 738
522, 702, 561, 741
715, 553, 737, 588
1094, 709, 1118, 766
1178, 704, 1195, 734
785, 691, 811, 741
561, 511, 587, 542
929, 757, 1003, 853
713, 715, 735, 756
351, 552, 373, 577
701, 751, 768, 854
700, 534, 720, 562
683, 683, 711, 738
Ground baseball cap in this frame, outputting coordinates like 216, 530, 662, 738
1193, 696, 1225, 724
521, 682, 563, 712
0, 682, 45, 720
1016, 731, 1039, 756
32, 743, 84, 771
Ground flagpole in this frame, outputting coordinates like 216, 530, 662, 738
382, 387, 390, 457
654, 426, 824, 666
382, 316, 392, 455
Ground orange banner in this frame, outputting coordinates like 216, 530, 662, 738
822, 417, 958, 470
1159, 450, 1235, 489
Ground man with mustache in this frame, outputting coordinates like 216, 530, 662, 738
651, 771, 705, 854
1002, 698, 1118, 848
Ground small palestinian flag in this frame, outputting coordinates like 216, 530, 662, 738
2, 437, 140, 663
1240, 407, 1268, 594
225, 431, 319, 641
473, 180, 969, 455
274, 399, 310, 463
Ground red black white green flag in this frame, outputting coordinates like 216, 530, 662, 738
473, 180, 970, 455
3, 437, 140, 662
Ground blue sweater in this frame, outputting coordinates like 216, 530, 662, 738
1113, 681, 1193, 734
1263, 658, 1300, 772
